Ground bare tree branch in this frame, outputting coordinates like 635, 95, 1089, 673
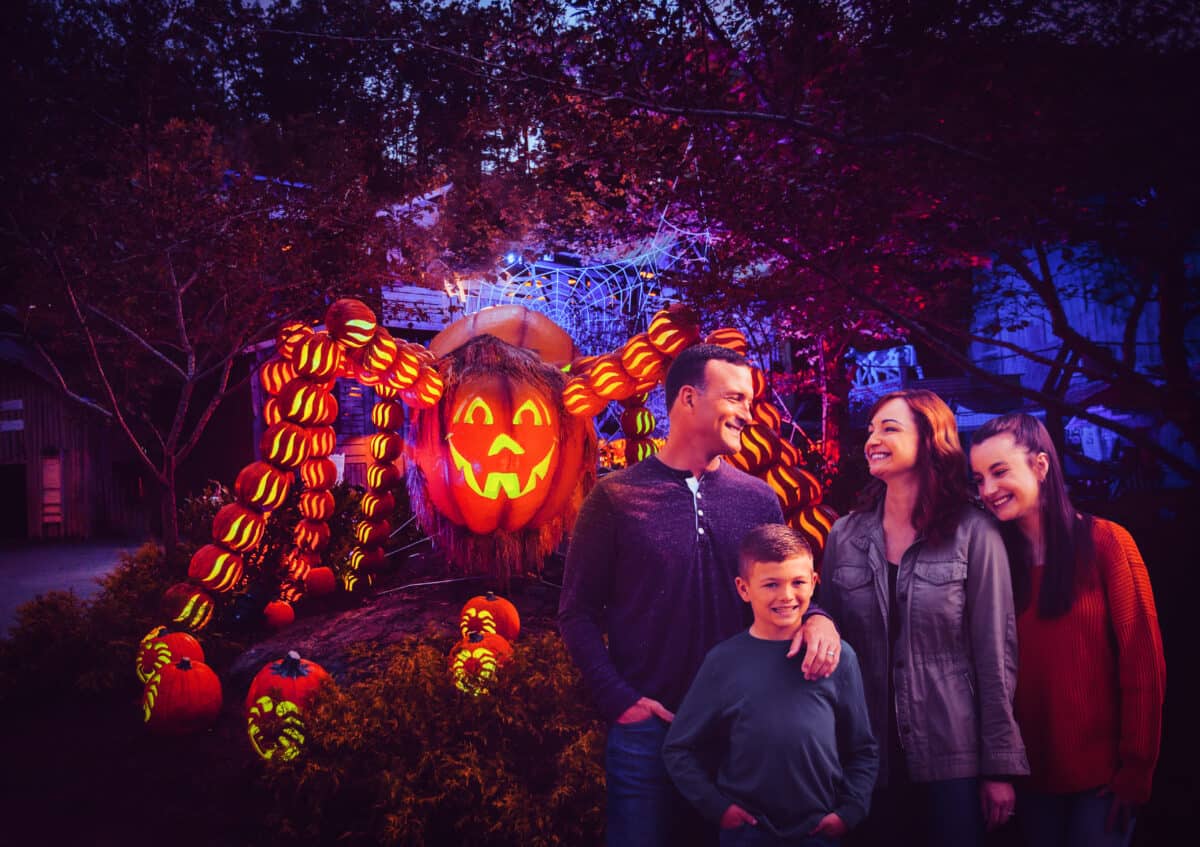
58, 254, 166, 485
85, 304, 187, 378
261, 26, 994, 163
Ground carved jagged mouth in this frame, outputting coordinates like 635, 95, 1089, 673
447, 440, 556, 500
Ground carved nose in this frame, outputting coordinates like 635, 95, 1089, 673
487, 434, 526, 457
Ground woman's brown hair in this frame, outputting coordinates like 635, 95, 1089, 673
855, 389, 971, 543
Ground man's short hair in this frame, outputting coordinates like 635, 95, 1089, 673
738, 524, 813, 579
664, 344, 750, 411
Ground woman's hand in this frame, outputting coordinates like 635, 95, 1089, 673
787, 614, 841, 680
980, 779, 1016, 831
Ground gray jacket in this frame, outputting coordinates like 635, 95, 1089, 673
820, 501, 1029, 784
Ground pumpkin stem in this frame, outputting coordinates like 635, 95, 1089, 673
177, 656, 193, 670
485, 591, 497, 601
277, 650, 307, 677
468, 632, 484, 643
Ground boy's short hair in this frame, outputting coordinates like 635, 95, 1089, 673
738, 524, 813, 579
664, 344, 750, 411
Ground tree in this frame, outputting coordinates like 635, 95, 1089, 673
6, 120, 384, 550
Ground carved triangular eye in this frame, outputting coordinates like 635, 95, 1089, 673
453, 397, 494, 425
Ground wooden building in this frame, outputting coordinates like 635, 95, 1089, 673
0, 339, 151, 541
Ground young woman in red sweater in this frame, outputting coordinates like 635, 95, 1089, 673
970, 413, 1166, 847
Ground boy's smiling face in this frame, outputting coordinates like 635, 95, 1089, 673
735, 555, 816, 641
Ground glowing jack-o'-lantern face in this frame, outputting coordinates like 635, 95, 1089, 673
421, 374, 562, 535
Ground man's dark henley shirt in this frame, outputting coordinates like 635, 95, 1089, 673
558, 455, 828, 722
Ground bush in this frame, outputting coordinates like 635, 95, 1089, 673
261, 630, 606, 846
0, 542, 174, 710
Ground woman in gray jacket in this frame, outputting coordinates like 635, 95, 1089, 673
821, 389, 1028, 847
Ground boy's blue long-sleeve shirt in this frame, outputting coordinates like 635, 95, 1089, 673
663, 634, 879, 838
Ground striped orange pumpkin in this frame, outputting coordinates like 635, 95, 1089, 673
293, 518, 331, 552
624, 437, 658, 465
563, 377, 607, 417
306, 425, 337, 457
788, 503, 838, 559
324, 298, 378, 349
620, 333, 668, 381
371, 400, 405, 431
278, 380, 338, 426
234, 461, 292, 511
161, 583, 215, 631
369, 432, 403, 462
359, 327, 398, 372
401, 366, 444, 408
276, 321, 313, 360
260, 422, 311, 470
187, 544, 244, 593
298, 489, 336, 521
262, 397, 283, 427
212, 503, 267, 551
764, 463, 822, 512
348, 546, 386, 573
365, 462, 401, 491
259, 357, 298, 396
354, 519, 391, 546
620, 407, 656, 437
752, 401, 783, 433
291, 331, 344, 380
646, 305, 701, 356
736, 424, 784, 473
299, 457, 338, 490
705, 327, 750, 355
360, 491, 396, 519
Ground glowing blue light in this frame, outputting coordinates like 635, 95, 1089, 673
505, 253, 517, 264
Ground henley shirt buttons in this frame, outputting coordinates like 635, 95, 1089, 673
698, 527, 705, 535
697, 509, 704, 516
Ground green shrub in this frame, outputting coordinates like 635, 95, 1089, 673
179, 479, 367, 601
261, 630, 606, 846
0, 541, 173, 709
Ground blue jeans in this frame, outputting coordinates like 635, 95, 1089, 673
605, 717, 712, 847
1017, 787, 1135, 847
719, 824, 837, 847
847, 777, 984, 847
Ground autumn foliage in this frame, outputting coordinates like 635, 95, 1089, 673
260, 631, 605, 846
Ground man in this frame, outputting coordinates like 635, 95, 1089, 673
559, 344, 842, 847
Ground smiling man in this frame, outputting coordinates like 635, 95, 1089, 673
558, 344, 842, 847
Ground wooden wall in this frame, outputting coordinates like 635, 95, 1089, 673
0, 363, 148, 540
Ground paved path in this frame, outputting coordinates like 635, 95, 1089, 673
0, 541, 143, 637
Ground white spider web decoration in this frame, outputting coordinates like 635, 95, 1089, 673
465, 213, 715, 355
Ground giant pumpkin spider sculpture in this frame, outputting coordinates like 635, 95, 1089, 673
161, 298, 833, 634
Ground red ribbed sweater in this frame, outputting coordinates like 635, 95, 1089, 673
1014, 518, 1166, 803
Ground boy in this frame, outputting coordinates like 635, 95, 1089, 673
663, 525, 878, 846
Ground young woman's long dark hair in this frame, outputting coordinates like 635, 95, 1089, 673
855, 389, 971, 544
972, 413, 1094, 618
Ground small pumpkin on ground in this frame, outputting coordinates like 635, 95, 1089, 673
136, 625, 205, 684
263, 599, 295, 630
448, 631, 513, 696
142, 656, 223, 735
245, 650, 333, 712
459, 591, 521, 641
